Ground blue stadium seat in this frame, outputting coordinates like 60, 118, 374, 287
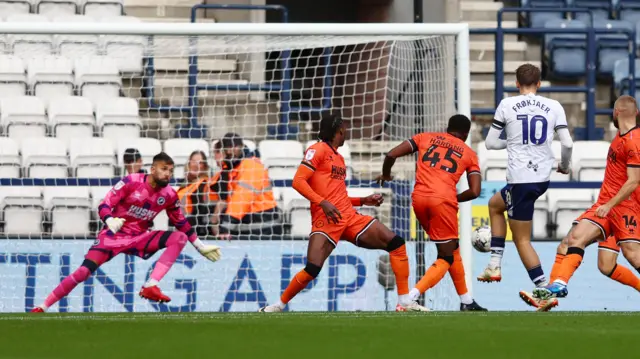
573, 0, 613, 21
617, 0, 640, 23
544, 19, 588, 77
594, 19, 635, 75
613, 58, 640, 100
522, 0, 567, 28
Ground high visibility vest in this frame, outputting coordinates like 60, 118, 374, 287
176, 177, 218, 215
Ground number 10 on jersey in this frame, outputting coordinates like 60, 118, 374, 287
517, 114, 548, 145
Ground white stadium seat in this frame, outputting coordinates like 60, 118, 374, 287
52, 15, 100, 58
259, 140, 304, 180
68, 138, 115, 177
82, 0, 123, 18
547, 189, 595, 239
346, 187, 379, 218
20, 137, 68, 178
0, 137, 21, 178
163, 138, 209, 179
117, 137, 161, 174
573, 140, 609, 181
43, 186, 91, 236
6, 15, 53, 60
477, 141, 508, 181
37, 0, 78, 18
99, 16, 144, 73
74, 56, 122, 103
550, 141, 569, 182
0, 0, 30, 19
95, 97, 141, 139
90, 186, 110, 209
27, 55, 74, 104
281, 187, 310, 236
0, 96, 47, 139
0, 186, 44, 235
48, 96, 95, 141
0, 55, 27, 98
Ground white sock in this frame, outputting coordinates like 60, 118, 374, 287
536, 280, 549, 288
489, 253, 503, 269
398, 294, 410, 305
40, 303, 49, 311
144, 279, 159, 288
459, 293, 473, 305
408, 288, 420, 301
276, 300, 286, 309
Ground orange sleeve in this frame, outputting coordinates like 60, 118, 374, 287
408, 133, 425, 153
467, 150, 481, 176
292, 164, 325, 205
350, 197, 362, 206
625, 137, 640, 167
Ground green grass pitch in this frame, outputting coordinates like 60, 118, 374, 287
0, 312, 636, 359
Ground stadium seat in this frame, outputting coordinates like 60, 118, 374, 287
613, 58, 640, 97
27, 55, 74, 105
547, 189, 595, 239
0, 137, 21, 178
259, 140, 304, 180
36, 0, 78, 18
43, 186, 91, 236
82, 0, 123, 18
0, 55, 27, 99
99, 16, 145, 73
522, 0, 566, 29
618, 0, 640, 24
90, 186, 110, 209
6, 15, 53, 60
74, 56, 122, 104
0, 186, 44, 236
94, 97, 141, 139
594, 19, 635, 75
544, 19, 587, 77
305, 140, 353, 179
0, 96, 48, 139
52, 15, 100, 58
573, 0, 612, 21
20, 137, 68, 178
48, 96, 95, 141
572, 140, 608, 181
0, 0, 30, 18
476, 141, 508, 181
281, 187, 310, 236
116, 137, 162, 174
533, 193, 549, 239
68, 138, 115, 177
163, 138, 209, 179
550, 141, 570, 182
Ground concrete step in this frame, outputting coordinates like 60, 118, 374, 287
471, 80, 591, 108
137, 17, 215, 23
460, 1, 516, 21
473, 73, 516, 82
153, 58, 237, 72
469, 20, 519, 42
470, 40, 527, 61
152, 77, 253, 106
471, 60, 542, 73
126, 5, 195, 19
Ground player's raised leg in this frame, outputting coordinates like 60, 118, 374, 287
138, 231, 189, 302
478, 192, 507, 282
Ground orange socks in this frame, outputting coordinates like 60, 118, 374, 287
608, 264, 640, 291
389, 245, 410, 295
448, 247, 468, 296
549, 253, 565, 283
281, 269, 314, 304
555, 248, 584, 284
415, 258, 451, 294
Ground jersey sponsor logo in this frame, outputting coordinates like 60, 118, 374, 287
527, 161, 539, 172
330, 165, 347, 180
157, 197, 166, 206
127, 205, 157, 221
305, 149, 316, 160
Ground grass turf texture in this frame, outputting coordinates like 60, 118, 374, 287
0, 312, 635, 359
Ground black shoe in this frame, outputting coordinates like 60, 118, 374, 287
460, 300, 488, 311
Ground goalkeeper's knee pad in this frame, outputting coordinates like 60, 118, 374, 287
304, 263, 322, 278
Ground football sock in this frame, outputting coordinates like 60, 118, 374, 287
281, 269, 315, 305
609, 264, 640, 291
42, 266, 92, 310
527, 265, 548, 287
389, 244, 410, 296
459, 293, 474, 305
555, 247, 584, 285
549, 253, 565, 283
448, 247, 469, 298
489, 236, 505, 268
146, 232, 187, 286
414, 258, 452, 295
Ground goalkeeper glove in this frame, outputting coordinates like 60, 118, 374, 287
197, 245, 222, 262
105, 217, 125, 234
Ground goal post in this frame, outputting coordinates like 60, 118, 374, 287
0, 21, 471, 312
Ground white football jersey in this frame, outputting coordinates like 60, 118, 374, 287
492, 93, 567, 184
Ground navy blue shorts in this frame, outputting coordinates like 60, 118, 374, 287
500, 181, 549, 221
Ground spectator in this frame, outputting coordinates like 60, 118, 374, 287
210, 133, 283, 236
123, 148, 145, 175
176, 150, 217, 237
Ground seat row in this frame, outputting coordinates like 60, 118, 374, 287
0, 0, 123, 19
0, 186, 378, 237
523, 0, 640, 28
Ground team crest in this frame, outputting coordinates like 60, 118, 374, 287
305, 149, 316, 160
157, 197, 166, 205
93, 238, 100, 246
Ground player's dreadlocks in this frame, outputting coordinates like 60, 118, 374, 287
318, 113, 344, 142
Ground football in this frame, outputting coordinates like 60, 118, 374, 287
472, 226, 492, 253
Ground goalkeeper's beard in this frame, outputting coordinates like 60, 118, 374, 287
155, 178, 170, 187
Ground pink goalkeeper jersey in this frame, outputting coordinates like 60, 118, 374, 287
98, 173, 195, 240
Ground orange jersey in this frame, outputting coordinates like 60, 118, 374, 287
598, 127, 640, 206
409, 132, 480, 200
301, 142, 355, 218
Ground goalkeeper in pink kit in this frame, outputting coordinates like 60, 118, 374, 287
31, 152, 222, 312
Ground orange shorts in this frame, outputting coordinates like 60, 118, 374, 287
598, 236, 620, 253
310, 212, 376, 246
574, 203, 640, 242
412, 196, 459, 242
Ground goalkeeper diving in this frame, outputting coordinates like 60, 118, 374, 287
31, 152, 221, 312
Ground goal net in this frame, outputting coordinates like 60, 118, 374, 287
0, 22, 470, 312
